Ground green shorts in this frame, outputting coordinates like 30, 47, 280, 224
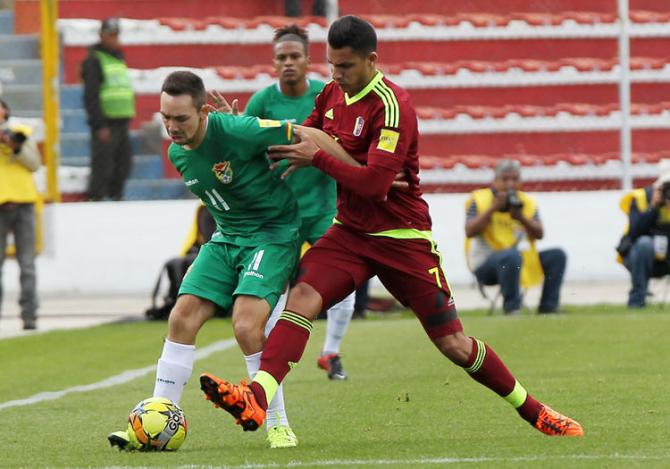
178, 239, 299, 313
299, 212, 336, 246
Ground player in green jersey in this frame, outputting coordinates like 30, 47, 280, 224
109, 70, 307, 450
244, 24, 355, 390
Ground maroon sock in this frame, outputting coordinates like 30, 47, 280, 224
250, 311, 313, 410
464, 337, 541, 424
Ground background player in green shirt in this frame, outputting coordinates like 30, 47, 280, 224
244, 25, 355, 387
109, 70, 304, 450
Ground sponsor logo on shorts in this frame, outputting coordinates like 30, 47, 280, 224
244, 270, 264, 279
244, 249, 265, 279
185, 178, 199, 186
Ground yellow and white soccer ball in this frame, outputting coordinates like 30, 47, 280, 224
127, 397, 187, 451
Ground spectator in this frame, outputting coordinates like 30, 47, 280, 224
0, 98, 41, 330
81, 17, 135, 201
465, 159, 566, 315
285, 0, 327, 17
617, 160, 670, 308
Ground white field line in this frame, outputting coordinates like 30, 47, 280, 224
0, 338, 236, 411
96, 453, 670, 468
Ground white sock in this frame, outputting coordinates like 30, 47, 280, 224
244, 350, 289, 429
322, 292, 355, 355
153, 339, 195, 404
265, 289, 288, 336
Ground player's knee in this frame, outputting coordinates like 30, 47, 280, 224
169, 295, 211, 329
434, 332, 471, 366
285, 282, 322, 320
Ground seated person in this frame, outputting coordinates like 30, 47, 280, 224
617, 161, 670, 308
464, 159, 567, 315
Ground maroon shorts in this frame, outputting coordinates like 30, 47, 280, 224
296, 224, 461, 339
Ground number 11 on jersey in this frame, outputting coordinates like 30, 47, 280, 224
205, 189, 230, 211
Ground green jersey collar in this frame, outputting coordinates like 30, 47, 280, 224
344, 71, 383, 106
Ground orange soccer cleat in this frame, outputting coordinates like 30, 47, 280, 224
200, 373, 266, 432
535, 405, 584, 436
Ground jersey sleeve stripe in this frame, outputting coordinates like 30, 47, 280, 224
379, 81, 400, 127
372, 87, 392, 127
373, 82, 400, 128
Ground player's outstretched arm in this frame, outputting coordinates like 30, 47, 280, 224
268, 126, 360, 179
295, 126, 360, 167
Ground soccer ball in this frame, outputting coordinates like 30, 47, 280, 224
127, 397, 187, 451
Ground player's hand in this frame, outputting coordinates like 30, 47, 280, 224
651, 187, 663, 208
207, 90, 239, 115
492, 190, 508, 211
267, 127, 319, 179
390, 171, 410, 191
510, 206, 524, 221
96, 127, 111, 143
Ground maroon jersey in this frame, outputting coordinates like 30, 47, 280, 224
304, 72, 432, 234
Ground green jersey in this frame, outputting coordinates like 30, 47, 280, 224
245, 79, 337, 218
169, 112, 300, 246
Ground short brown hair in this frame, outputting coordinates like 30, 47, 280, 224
161, 71, 206, 109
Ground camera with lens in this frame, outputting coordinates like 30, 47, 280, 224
505, 190, 523, 211
0, 128, 27, 150
661, 182, 670, 202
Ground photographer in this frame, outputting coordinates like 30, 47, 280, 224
465, 159, 566, 315
0, 98, 40, 330
617, 162, 670, 308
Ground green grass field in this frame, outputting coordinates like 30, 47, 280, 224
1, 305, 669, 468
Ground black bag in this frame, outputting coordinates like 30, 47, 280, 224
145, 255, 195, 321
616, 234, 633, 258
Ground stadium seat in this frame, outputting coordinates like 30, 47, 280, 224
560, 11, 616, 25
629, 11, 670, 24
509, 12, 563, 26
158, 17, 208, 31
405, 14, 460, 27
458, 13, 510, 28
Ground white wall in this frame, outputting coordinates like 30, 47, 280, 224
2, 191, 629, 295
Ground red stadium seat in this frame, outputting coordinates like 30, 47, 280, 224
629, 11, 670, 24
454, 60, 496, 73
246, 16, 296, 28
458, 13, 510, 28
158, 17, 208, 31
629, 57, 666, 70
560, 11, 616, 25
362, 15, 411, 28
405, 14, 460, 27
204, 17, 246, 29
509, 12, 563, 26
418, 155, 444, 170
559, 57, 615, 72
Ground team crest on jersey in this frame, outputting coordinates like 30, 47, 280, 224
212, 161, 234, 184
353, 116, 365, 136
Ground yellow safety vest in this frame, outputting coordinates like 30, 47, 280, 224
0, 124, 39, 204
465, 188, 544, 288
616, 188, 670, 263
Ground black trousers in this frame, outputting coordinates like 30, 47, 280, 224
86, 120, 132, 200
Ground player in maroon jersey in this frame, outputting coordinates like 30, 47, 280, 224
200, 15, 583, 437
